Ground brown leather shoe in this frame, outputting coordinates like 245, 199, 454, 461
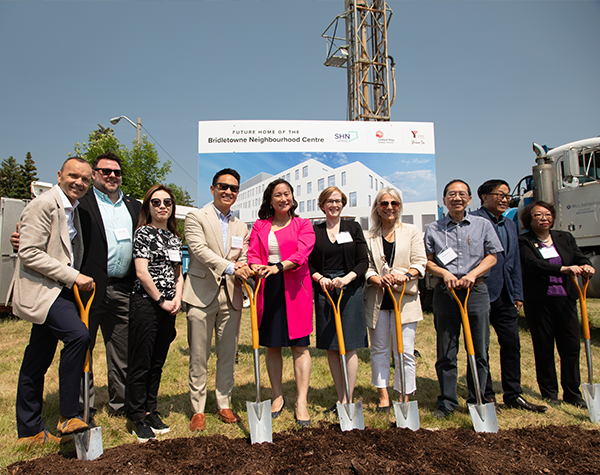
57, 416, 88, 435
190, 412, 206, 432
190, 413, 206, 431
217, 408, 241, 424
18, 429, 66, 445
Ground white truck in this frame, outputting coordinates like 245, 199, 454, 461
513, 136, 600, 297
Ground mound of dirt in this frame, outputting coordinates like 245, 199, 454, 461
8, 424, 600, 474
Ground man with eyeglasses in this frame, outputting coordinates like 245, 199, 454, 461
424, 179, 504, 419
470, 180, 547, 413
183, 168, 252, 431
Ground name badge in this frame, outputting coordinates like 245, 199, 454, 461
168, 249, 181, 262
335, 232, 353, 244
114, 227, 131, 241
231, 235, 244, 249
539, 246, 559, 260
438, 247, 458, 266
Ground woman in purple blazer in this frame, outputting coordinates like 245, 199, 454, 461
248, 179, 315, 427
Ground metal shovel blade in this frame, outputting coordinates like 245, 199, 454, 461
582, 383, 600, 423
394, 400, 420, 431
337, 402, 365, 432
74, 426, 103, 461
467, 402, 499, 433
247, 400, 272, 444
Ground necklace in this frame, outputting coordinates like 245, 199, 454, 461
272, 216, 291, 228
537, 234, 552, 244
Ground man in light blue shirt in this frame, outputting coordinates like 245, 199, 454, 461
424, 179, 503, 418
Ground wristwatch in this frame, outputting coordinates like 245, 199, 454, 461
404, 272, 413, 281
275, 262, 284, 272
156, 295, 165, 305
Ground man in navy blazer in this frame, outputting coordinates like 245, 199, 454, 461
471, 179, 546, 413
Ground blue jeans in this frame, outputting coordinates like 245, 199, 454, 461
433, 283, 490, 413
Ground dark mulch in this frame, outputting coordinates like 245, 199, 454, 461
7, 424, 600, 474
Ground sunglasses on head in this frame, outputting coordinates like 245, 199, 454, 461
214, 183, 240, 193
150, 198, 173, 208
94, 168, 122, 177
380, 200, 400, 208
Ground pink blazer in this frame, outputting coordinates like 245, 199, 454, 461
248, 216, 315, 340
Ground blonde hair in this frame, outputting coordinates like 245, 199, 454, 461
368, 187, 403, 237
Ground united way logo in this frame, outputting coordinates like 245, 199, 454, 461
376, 130, 384, 138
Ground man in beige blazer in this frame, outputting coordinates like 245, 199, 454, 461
9, 157, 95, 445
183, 168, 251, 431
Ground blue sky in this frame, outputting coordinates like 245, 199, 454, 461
1, 1, 599, 206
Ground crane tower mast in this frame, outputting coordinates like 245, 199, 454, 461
323, 0, 395, 121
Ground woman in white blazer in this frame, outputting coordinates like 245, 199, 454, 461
363, 188, 427, 411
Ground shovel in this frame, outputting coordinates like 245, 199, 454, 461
570, 275, 600, 423
324, 287, 365, 431
449, 287, 498, 433
387, 283, 420, 431
242, 277, 272, 444
73, 283, 104, 461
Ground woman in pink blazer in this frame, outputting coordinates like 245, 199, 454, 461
248, 179, 315, 427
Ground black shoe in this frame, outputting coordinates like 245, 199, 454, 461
433, 407, 450, 419
323, 404, 338, 415
565, 398, 587, 409
131, 420, 156, 442
376, 405, 390, 413
144, 411, 170, 434
271, 398, 286, 419
505, 396, 548, 413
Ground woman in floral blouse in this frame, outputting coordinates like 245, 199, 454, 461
126, 184, 183, 442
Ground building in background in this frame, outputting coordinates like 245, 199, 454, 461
232, 158, 436, 234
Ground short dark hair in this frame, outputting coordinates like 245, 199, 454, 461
212, 168, 240, 186
258, 179, 298, 220
92, 151, 122, 169
443, 179, 471, 197
61, 156, 90, 171
520, 200, 555, 231
477, 179, 510, 204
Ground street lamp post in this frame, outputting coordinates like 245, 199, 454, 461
110, 115, 142, 144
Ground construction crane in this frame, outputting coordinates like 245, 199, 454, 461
323, 0, 396, 121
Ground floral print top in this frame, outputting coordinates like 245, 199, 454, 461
132, 225, 182, 300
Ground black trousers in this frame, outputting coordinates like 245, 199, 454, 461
16, 291, 90, 437
524, 296, 582, 402
485, 287, 523, 403
126, 293, 176, 421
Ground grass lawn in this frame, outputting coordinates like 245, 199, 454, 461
2, 298, 600, 469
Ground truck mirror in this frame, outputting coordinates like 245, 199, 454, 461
562, 149, 581, 177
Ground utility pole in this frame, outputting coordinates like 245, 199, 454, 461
323, 0, 396, 121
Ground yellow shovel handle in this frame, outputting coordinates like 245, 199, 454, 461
386, 282, 406, 354
324, 287, 346, 356
73, 283, 96, 372
570, 275, 591, 340
243, 276, 262, 350
449, 287, 475, 356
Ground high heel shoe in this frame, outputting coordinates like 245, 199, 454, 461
271, 398, 285, 419
295, 406, 311, 428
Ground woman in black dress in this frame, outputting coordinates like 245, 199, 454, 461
309, 186, 368, 412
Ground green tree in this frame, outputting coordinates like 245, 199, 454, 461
74, 125, 122, 160
0, 156, 21, 198
13, 152, 38, 199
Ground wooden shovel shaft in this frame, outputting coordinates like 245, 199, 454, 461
243, 278, 262, 350
73, 283, 96, 373
449, 288, 475, 356
387, 283, 406, 355
324, 288, 345, 355
570, 275, 591, 340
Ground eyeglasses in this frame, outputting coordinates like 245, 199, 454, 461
325, 199, 343, 205
446, 191, 469, 198
214, 183, 240, 193
150, 198, 174, 208
532, 212, 552, 220
487, 192, 512, 201
380, 200, 400, 208
94, 168, 122, 177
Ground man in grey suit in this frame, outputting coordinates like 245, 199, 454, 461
183, 168, 252, 431
9, 157, 95, 444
